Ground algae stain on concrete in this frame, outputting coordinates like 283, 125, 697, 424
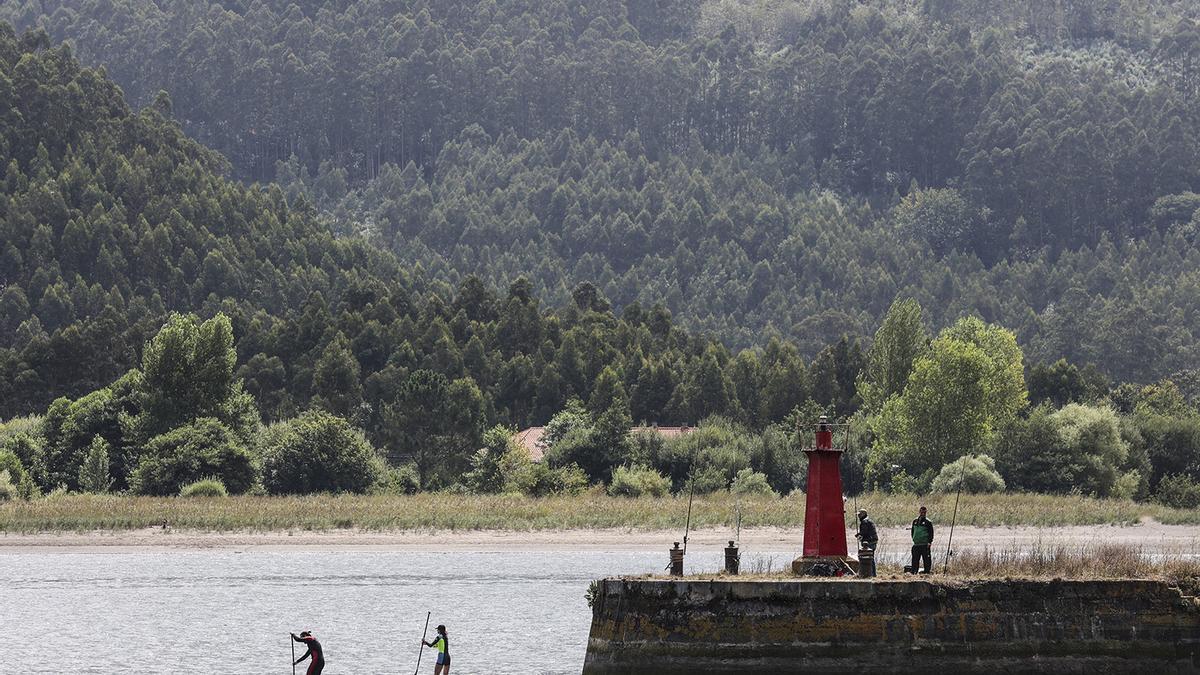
583, 578, 1200, 674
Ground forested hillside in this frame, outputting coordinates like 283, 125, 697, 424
280, 130, 1200, 383
0, 23, 860, 472
1, 19, 1198, 505
5, 0, 1200, 377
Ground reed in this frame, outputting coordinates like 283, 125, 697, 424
944, 542, 1200, 580
684, 544, 1200, 588
1, 490, 1198, 533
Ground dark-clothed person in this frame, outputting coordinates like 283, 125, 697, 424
292, 631, 325, 675
855, 509, 878, 551
856, 508, 879, 577
910, 506, 934, 574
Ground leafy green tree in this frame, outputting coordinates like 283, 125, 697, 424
77, 436, 114, 493
749, 424, 800, 494
859, 298, 928, 413
0, 470, 15, 501
465, 426, 517, 494
525, 461, 589, 497
1028, 359, 1108, 407
0, 448, 28, 495
940, 317, 1027, 424
1049, 404, 1131, 497
672, 347, 732, 423
542, 398, 591, 450
894, 188, 986, 255
631, 359, 675, 424
870, 336, 996, 482
311, 334, 363, 418
759, 341, 809, 423
993, 406, 1070, 494
1, 432, 46, 491
1154, 473, 1200, 509
131, 418, 256, 496
383, 370, 485, 488
809, 336, 865, 416
588, 366, 626, 416
261, 411, 383, 494
1133, 413, 1200, 489
131, 313, 259, 443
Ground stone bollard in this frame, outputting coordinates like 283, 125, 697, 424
857, 547, 876, 578
724, 541, 739, 575
669, 542, 684, 576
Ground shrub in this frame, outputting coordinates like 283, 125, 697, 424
1134, 413, 1200, 488
689, 465, 731, 494
751, 425, 801, 494
1111, 470, 1144, 501
930, 454, 1006, 494
0, 449, 28, 491
527, 462, 589, 497
545, 426, 632, 482
730, 468, 776, 496
1155, 474, 1200, 509
180, 478, 229, 498
131, 418, 256, 496
995, 404, 1129, 497
645, 418, 754, 491
608, 465, 671, 497
0, 415, 41, 444
1, 433, 45, 490
374, 464, 421, 495
542, 399, 591, 450
1049, 404, 1128, 497
261, 411, 383, 494
465, 426, 531, 494
0, 470, 15, 501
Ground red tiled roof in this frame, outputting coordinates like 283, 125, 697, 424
513, 425, 695, 462
513, 427, 548, 461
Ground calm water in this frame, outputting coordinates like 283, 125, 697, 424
0, 548, 794, 674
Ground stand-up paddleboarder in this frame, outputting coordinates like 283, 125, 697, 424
292, 631, 325, 675
421, 624, 451, 673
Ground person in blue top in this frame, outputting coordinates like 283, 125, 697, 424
422, 624, 450, 674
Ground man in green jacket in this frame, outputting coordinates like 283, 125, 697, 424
910, 506, 934, 574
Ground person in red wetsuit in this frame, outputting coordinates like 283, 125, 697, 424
291, 631, 325, 674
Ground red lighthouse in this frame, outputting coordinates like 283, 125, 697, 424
793, 415, 851, 574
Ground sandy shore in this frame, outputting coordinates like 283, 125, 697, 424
1, 522, 1198, 554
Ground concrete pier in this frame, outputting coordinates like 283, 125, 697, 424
583, 577, 1200, 673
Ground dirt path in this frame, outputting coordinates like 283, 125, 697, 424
1, 521, 1198, 554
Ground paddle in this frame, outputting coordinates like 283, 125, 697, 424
414, 611, 431, 675
291, 634, 296, 675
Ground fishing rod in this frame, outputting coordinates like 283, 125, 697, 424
849, 423, 859, 545
682, 474, 695, 556
853, 492, 859, 543
735, 496, 742, 546
414, 611, 431, 675
943, 455, 969, 574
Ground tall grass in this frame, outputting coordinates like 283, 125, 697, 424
686, 545, 1200, 589
1, 490, 1198, 533
947, 542, 1200, 583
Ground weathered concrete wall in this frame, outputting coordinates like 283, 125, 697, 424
583, 578, 1200, 674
